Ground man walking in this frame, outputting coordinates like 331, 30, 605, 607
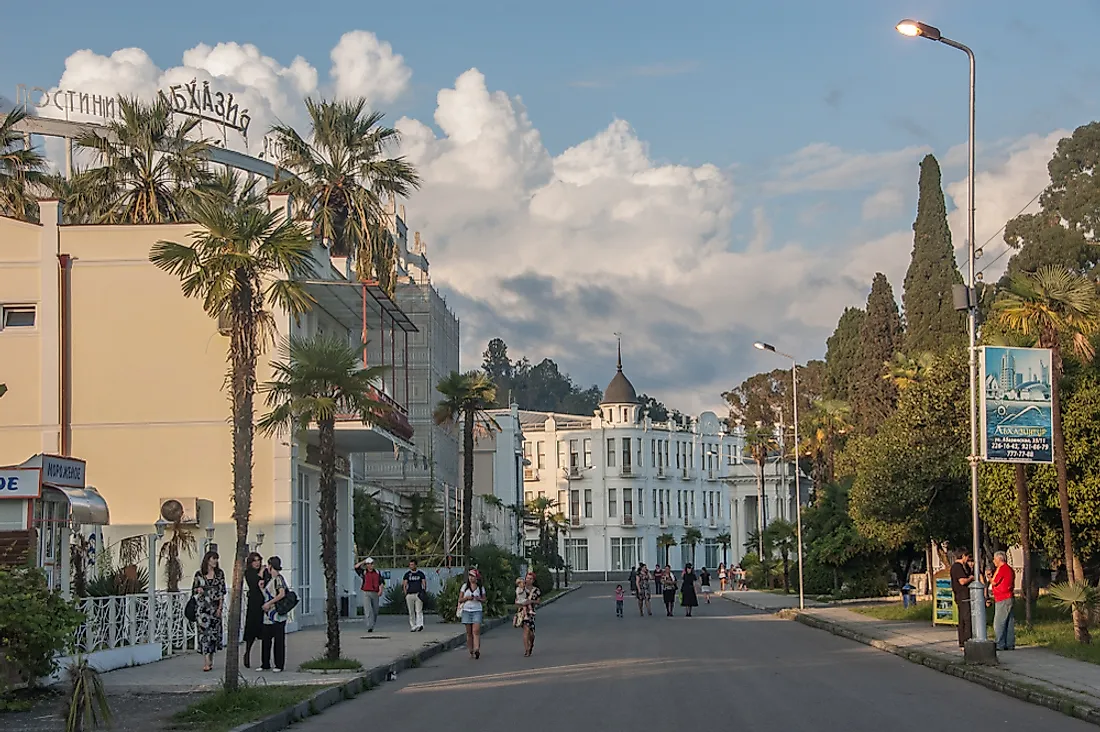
355, 557, 384, 633
949, 550, 974, 649
990, 551, 1016, 651
402, 560, 427, 632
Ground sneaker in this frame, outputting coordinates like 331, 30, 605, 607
273, 668, 283, 673
258, 667, 271, 672
367, 628, 373, 633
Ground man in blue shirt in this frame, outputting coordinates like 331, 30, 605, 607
402, 560, 427, 632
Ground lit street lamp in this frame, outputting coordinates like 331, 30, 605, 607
896, 18, 993, 659
752, 341, 805, 610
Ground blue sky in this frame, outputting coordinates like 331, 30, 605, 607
4, 1, 1098, 410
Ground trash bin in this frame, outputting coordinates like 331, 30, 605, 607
340, 595, 350, 617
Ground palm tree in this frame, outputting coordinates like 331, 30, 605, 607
258, 335, 390, 661
158, 521, 197, 593
744, 425, 777, 558
1048, 581, 1099, 644
0, 384, 7, 398
994, 265, 1100, 586
433, 371, 498, 559
657, 533, 678, 565
765, 519, 798, 593
270, 98, 420, 293
682, 527, 703, 565
801, 400, 850, 500
0, 106, 47, 221
883, 351, 936, 391
72, 96, 211, 224
715, 532, 732, 566
150, 190, 315, 690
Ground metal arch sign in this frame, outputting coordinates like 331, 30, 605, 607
0, 468, 42, 498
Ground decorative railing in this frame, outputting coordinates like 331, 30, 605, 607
335, 387, 414, 441
73, 591, 199, 657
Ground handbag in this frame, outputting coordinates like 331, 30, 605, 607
275, 589, 299, 616
184, 596, 197, 623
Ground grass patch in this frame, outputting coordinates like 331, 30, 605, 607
0, 687, 59, 713
852, 601, 933, 622
299, 656, 363, 672
168, 685, 320, 732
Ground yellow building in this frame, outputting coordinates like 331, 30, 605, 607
0, 196, 416, 628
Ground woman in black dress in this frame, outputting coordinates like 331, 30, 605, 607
681, 563, 699, 617
242, 552, 266, 668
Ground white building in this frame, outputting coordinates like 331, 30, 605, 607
465, 405, 525, 555
516, 355, 745, 579
724, 458, 811, 567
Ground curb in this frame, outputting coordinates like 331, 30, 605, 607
229, 584, 581, 732
722, 593, 1100, 727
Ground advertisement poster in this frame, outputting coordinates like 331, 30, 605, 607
980, 346, 1054, 464
933, 573, 957, 627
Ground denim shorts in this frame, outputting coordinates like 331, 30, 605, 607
461, 609, 483, 625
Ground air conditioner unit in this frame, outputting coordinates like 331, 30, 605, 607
523, 467, 538, 481
159, 497, 214, 527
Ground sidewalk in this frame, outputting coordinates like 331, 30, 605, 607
721, 590, 1100, 725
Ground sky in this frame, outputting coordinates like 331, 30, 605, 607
3, 0, 1099, 413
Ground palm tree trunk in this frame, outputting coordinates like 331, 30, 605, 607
1015, 463, 1033, 626
223, 279, 258, 692
461, 409, 475, 560
318, 418, 340, 660
1050, 348, 1077, 583
756, 461, 766, 558
782, 552, 790, 593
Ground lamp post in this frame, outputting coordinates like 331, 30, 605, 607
752, 341, 805, 610
896, 19, 992, 658
205, 524, 216, 553
149, 518, 169, 645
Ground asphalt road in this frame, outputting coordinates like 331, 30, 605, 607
295, 584, 1091, 731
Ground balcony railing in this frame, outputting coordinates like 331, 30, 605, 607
659, 516, 668, 528
335, 386, 413, 441
570, 516, 582, 527
621, 515, 635, 527
620, 466, 636, 478
565, 466, 583, 480
656, 467, 669, 479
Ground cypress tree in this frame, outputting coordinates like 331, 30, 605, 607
903, 154, 964, 354
824, 307, 865, 401
852, 273, 903, 435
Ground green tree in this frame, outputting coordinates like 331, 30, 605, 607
682, 527, 703, 565
150, 189, 315, 690
657, 533, 678, 565
744, 425, 777, 556
801, 399, 850, 499
994, 266, 1100, 584
903, 154, 965, 354
352, 488, 390, 557
824, 307, 866, 401
764, 519, 797, 593
158, 521, 197, 593
482, 337, 514, 407
71, 96, 211, 223
258, 335, 390, 661
851, 273, 903, 435
802, 479, 887, 596
433, 371, 499, 559
715, 532, 732, 566
0, 106, 47, 222
271, 98, 420, 294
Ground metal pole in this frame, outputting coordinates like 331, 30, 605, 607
147, 534, 157, 646
792, 360, 804, 610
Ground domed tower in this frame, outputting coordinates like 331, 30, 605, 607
600, 339, 640, 423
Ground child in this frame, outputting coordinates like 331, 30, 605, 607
615, 585, 625, 618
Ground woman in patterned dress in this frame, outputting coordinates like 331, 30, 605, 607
515, 570, 542, 657
191, 550, 226, 672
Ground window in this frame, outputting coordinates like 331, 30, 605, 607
704, 539, 720, 569
607, 438, 616, 467
610, 537, 641, 571
608, 488, 617, 518
569, 439, 580, 469
537, 442, 546, 469
558, 441, 567, 469
622, 437, 631, 468
583, 439, 592, 468
650, 439, 656, 467
622, 407, 628, 422
584, 489, 593, 518
294, 469, 313, 614
538, 490, 545, 499
676, 490, 682, 518
637, 439, 643, 468
525, 491, 533, 503
565, 538, 588, 572
570, 490, 580, 518
558, 490, 567, 509
690, 492, 696, 517
675, 443, 681, 469
623, 488, 632, 518
2, 305, 36, 329
664, 441, 670, 467
524, 441, 533, 469
703, 493, 708, 519
652, 489, 658, 517
637, 488, 643, 516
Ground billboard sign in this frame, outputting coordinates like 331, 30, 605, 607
980, 346, 1054, 463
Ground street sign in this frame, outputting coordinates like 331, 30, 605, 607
979, 346, 1054, 464
0, 468, 42, 498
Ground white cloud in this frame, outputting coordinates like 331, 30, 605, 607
330, 31, 411, 104
766, 142, 931, 195
862, 188, 905, 220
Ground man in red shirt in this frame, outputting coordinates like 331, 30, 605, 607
355, 557, 384, 633
989, 551, 1016, 651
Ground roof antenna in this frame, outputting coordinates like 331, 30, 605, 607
614, 331, 623, 372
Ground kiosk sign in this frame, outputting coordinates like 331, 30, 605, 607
980, 346, 1054, 464
0, 468, 42, 498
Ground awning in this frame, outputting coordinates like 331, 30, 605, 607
44, 484, 110, 526
300, 280, 418, 334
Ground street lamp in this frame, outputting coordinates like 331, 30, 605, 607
895, 18, 993, 659
752, 341, 805, 610
205, 523, 216, 552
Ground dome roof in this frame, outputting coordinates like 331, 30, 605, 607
601, 341, 639, 405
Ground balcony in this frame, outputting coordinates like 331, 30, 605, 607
656, 467, 669, 480
523, 467, 539, 481
621, 515, 636, 527
570, 516, 582, 527
619, 466, 637, 478
680, 468, 694, 481
683, 517, 692, 528
706, 469, 719, 482
659, 516, 668, 528
564, 466, 584, 481
708, 518, 718, 529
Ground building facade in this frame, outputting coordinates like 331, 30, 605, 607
464, 405, 524, 554
0, 196, 418, 629
517, 357, 744, 579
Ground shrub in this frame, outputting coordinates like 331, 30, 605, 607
0, 568, 86, 690
379, 583, 437, 615
531, 564, 553, 596
469, 544, 522, 618
437, 576, 462, 623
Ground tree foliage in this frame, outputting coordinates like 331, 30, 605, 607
0, 568, 85, 690
903, 154, 964, 354
824, 307, 865, 401
0, 106, 47, 222
850, 273, 903, 435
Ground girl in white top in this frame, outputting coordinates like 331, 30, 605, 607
460, 569, 486, 659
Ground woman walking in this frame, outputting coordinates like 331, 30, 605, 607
242, 552, 266, 668
681, 563, 699, 617
699, 566, 712, 604
718, 563, 727, 592
260, 556, 289, 672
516, 570, 542, 657
661, 563, 678, 616
191, 550, 226, 673
460, 569, 486, 659
635, 562, 653, 616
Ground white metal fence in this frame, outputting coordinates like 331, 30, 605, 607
73, 592, 200, 656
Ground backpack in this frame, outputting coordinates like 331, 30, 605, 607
275, 589, 299, 616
